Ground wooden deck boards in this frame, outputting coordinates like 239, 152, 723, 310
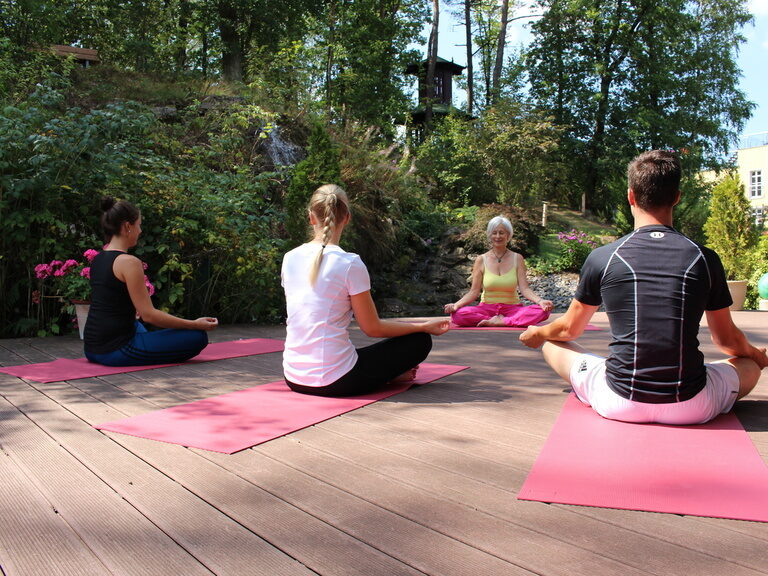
1, 312, 767, 576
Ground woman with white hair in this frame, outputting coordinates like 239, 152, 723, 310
444, 215, 553, 327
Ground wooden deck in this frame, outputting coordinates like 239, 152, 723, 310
1, 312, 767, 576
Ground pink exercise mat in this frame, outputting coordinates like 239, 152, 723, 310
518, 393, 768, 522
450, 323, 601, 331
95, 363, 469, 453
0, 338, 285, 383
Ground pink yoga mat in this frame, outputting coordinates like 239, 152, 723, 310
450, 324, 601, 331
96, 363, 469, 453
0, 338, 285, 383
518, 393, 768, 522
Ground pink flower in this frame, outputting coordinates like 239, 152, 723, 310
32, 290, 41, 304
83, 249, 99, 262
80, 267, 91, 279
144, 275, 155, 296
34, 263, 52, 279
142, 261, 148, 271
60, 259, 79, 274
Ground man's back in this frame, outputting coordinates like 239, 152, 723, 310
575, 225, 732, 403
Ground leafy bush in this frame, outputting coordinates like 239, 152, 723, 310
555, 229, 600, 272
743, 235, 768, 310
704, 174, 758, 279
458, 203, 543, 257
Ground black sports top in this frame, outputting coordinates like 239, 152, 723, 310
83, 250, 137, 354
574, 225, 732, 403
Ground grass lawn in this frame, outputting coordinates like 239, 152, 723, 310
537, 205, 618, 263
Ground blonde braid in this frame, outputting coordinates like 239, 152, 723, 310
309, 191, 340, 286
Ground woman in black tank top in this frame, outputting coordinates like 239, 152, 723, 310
84, 197, 218, 366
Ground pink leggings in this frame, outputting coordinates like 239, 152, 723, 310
451, 302, 550, 327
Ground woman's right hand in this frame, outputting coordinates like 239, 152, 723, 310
422, 318, 451, 335
194, 317, 219, 331
444, 302, 457, 314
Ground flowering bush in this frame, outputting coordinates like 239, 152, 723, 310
34, 249, 155, 303
556, 229, 600, 272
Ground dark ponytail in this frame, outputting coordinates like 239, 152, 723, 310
100, 196, 140, 241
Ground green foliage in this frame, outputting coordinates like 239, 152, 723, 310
527, 0, 753, 216
554, 229, 600, 272
743, 236, 768, 310
703, 174, 759, 280
414, 103, 561, 208
458, 203, 543, 258
0, 77, 155, 335
284, 122, 341, 247
334, 122, 433, 275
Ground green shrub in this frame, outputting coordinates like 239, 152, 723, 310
458, 203, 543, 257
555, 229, 600, 272
284, 121, 340, 247
704, 174, 758, 279
743, 235, 768, 310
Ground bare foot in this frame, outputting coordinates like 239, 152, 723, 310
391, 366, 418, 383
478, 315, 506, 327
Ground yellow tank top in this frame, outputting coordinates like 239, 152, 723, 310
480, 254, 520, 304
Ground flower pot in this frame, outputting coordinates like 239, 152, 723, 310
73, 302, 90, 340
726, 280, 748, 311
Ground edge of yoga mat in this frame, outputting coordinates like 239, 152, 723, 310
450, 323, 601, 331
95, 363, 469, 453
0, 338, 285, 383
517, 393, 768, 522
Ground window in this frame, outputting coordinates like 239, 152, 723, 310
749, 170, 762, 197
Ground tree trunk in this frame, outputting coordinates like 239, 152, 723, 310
424, 0, 439, 130
174, 0, 190, 71
491, 0, 510, 104
217, 1, 243, 82
464, 0, 474, 116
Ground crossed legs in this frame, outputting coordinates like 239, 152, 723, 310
541, 341, 761, 401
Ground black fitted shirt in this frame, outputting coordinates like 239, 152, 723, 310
574, 225, 732, 403
83, 250, 137, 354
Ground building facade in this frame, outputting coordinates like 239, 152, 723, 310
737, 133, 768, 228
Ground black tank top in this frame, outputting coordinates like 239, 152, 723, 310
83, 251, 137, 354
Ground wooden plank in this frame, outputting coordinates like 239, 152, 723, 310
0, 450, 109, 576
201, 446, 533, 576
312, 414, 768, 573
0, 394, 214, 576
1, 379, 314, 576
268, 423, 768, 576
41, 375, 432, 576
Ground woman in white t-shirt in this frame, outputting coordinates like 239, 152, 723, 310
282, 184, 450, 397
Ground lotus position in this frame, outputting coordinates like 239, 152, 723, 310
520, 150, 767, 424
84, 197, 217, 366
444, 216, 553, 327
282, 184, 450, 397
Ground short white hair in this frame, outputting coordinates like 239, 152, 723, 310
486, 216, 513, 239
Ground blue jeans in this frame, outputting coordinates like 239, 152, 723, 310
85, 321, 208, 367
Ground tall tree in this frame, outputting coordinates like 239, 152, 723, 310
463, 0, 475, 115
308, 0, 426, 131
424, 0, 440, 128
527, 0, 753, 217
490, 0, 510, 103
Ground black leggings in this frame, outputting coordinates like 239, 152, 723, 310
286, 332, 433, 397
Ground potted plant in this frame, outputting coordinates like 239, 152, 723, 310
34, 249, 155, 338
703, 174, 758, 310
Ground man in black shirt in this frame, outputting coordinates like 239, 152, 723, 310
520, 150, 767, 424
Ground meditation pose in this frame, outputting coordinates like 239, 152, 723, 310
281, 184, 450, 397
520, 150, 767, 424
84, 197, 217, 366
444, 216, 553, 327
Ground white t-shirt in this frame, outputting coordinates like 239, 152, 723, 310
281, 242, 371, 386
